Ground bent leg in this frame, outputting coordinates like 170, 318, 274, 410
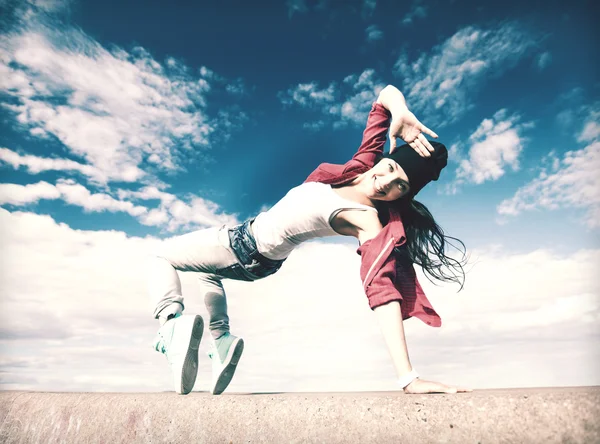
148, 226, 237, 324
148, 255, 185, 322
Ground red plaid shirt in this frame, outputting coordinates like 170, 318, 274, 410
304, 103, 442, 327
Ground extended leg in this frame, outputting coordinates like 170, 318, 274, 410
197, 271, 245, 396
199, 273, 230, 340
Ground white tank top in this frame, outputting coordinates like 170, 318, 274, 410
251, 182, 378, 260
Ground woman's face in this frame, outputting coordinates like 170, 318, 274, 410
364, 158, 411, 202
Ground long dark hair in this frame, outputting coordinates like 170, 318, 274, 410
392, 198, 467, 290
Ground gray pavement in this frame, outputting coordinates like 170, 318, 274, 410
1, 387, 598, 443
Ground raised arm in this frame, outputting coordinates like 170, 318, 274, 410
376, 85, 439, 157
376, 84, 409, 115
350, 100, 392, 168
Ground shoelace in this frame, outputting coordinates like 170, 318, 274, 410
207, 335, 224, 361
207, 344, 223, 362
207, 347, 221, 361
153, 333, 168, 354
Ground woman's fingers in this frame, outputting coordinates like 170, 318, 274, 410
420, 124, 438, 139
391, 113, 438, 156
417, 133, 435, 154
390, 135, 397, 154
408, 141, 425, 157
411, 139, 430, 157
415, 138, 431, 157
441, 385, 473, 394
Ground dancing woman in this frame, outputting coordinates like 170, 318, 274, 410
148, 84, 471, 395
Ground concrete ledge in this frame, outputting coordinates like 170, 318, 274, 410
1, 387, 598, 443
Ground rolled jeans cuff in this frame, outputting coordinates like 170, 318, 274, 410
156, 302, 184, 320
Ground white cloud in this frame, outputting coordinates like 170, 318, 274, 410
0, 209, 598, 392
164, 196, 238, 231
0, 181, 60, 205
394, 23, 535, 126
279, 82, 336, 108
365, 25, 383, 42
429, 246, 600, 327
1, 31, 201, 183
0, 147, 107, 184
56, 179, 148, 217
0, 20, 245, 185
401, 2, 427, 25
497, 106, 600, 227
26, 0, 71, 13
449, 109, 531, 190
536, 51, 552, 70
497, 141, 600, 227
117, 185, 239, 231
0, 8, 246, 235
577, 108, 600, 143
0, 179, 148, 217
0, 180, 239, 231
6, 0, 73, 21
278, 69, 386, 128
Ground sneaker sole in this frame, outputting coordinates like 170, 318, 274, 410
179, 315, 204, 395
212, 337, 244, 395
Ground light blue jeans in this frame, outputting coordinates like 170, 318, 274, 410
148, 220, 285, 338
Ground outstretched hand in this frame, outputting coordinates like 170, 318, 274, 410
389, 109, 438, 157
403, 378, 472, 394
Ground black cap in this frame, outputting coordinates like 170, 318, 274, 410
384, 141, 448, 197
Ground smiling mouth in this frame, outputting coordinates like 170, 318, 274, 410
373, 176, 385, 196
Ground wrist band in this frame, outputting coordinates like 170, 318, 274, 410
398, 369, 419, 389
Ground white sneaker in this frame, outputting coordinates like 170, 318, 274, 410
207, 332, 244, 395
153, 314, 204, 395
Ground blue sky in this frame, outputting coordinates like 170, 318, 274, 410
1, 0, 598, 250
0, 0, 598, 393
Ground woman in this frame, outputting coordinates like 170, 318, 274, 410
148, 84, 471, 396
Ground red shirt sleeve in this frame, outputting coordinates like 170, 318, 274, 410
362, 251, 404, 310
357, 231, 443, 327
357, 231, 403, 310
349, 102, 392, 169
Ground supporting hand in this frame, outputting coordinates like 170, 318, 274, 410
403, 378, 472, 394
